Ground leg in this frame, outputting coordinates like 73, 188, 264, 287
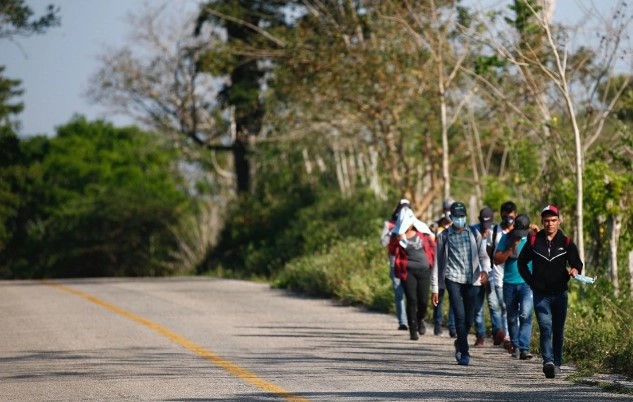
416, 269, 431, 334
496, 285, 511, 350
391, 266, 408, 327
551, 291, 568, 367
504, 284, 520, 351
517, 283, 534, 352
446, 279, 469, 359
448, 302, 456, 337
463, 283, 478, 348
472, 285, 486, 345
533, 292, 554, 365
488, 285, 506, 339
403, 272, 419, 339
433, 288, 444, 326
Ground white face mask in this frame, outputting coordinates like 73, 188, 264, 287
452, 216, 467, 229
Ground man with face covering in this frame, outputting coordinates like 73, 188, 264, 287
431, 201, 491, 365
486, 201, 517, 351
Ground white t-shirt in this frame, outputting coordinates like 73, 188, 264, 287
488, 223, 511, 287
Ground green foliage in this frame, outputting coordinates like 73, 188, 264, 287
565, 283, 633, 377
0, 67, 24, 128
202, 187, 387, 278
505, 0, 542, 36
0, 0, 60, 39
0, 117, 190, 278
272, 236, 392, 312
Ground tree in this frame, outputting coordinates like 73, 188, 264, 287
0, 0, 60, 39
0, 118, 190, 278
194, 1, 295, 194
468, 0, 633, 271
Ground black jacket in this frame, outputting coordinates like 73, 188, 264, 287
518, 229, 583, 295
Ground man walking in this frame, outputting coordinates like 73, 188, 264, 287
432, 201, 491, 366
495, 214, 534, 360
487, 201, 517, 351
518, 205, 583, 378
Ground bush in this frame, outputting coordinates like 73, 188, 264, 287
564, 281, 633, 376
203, 188, 389, 278
272, 236, 393, 313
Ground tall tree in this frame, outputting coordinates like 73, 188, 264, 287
194, 1, 292, 193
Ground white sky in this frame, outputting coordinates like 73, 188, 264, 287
0, 0, 629, 137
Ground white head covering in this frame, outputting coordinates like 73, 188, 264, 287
394, 207, 432, 236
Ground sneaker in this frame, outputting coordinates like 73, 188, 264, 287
511, 347, 520, 358
543, 362, 556, 378
398, 324, 408, 331
520, 350, 533, 360
434, 324, 443, 336
494, 330, 505, 345
457, 355, 470, 366
503, 339, 513, 353
449, 330, 457, 338
418, 321, 426, 335
410, 331, 419, 341
473, 337, 485, 348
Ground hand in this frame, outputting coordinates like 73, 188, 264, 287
479, 271, 489, 285
568, 268, 579, 277
432, 293, 439, 307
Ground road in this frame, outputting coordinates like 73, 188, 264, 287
1, 277, 630, 401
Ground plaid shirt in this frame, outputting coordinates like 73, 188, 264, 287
445, 229, 473, 284
393, 231, 436, 281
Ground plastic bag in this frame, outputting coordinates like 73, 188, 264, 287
573, 274, 596, 284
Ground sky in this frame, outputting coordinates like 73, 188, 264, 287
0, 0, 202, 137
0, 1, 627, 137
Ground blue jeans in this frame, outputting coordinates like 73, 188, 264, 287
474, 285, 507, 338
504, 283, 533, 351
445, 279, 478, 358
433, 288, 455, 333
390, 266, 407, 326
490, 285, 508, 336
473, 285, 486, 338
533, 291, 568, 366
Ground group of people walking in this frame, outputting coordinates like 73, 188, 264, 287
381, 198, 584, 378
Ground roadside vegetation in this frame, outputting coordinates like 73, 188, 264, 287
2, 0, 632, 381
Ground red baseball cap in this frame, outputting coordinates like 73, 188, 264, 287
541, 205, 560, 217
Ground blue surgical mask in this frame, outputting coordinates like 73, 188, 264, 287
452, 216, 467, 229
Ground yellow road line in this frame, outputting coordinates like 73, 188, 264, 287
42, 280, 309, 402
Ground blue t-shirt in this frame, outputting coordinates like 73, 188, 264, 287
496, 233, 532, 284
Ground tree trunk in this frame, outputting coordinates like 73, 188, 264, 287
608, 214, 622, 296
629, 251, 633, 301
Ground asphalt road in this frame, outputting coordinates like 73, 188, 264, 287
1, 277, 631, 401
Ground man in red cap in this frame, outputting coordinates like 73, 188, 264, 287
517, 205, 583, 379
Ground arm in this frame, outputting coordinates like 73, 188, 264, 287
517, 238, 534, 286
380, 221, 392, 247
494, 235, 520, 265
431, 232, 444, 305
476, 232, 491, 284
566, 240, 584, 276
